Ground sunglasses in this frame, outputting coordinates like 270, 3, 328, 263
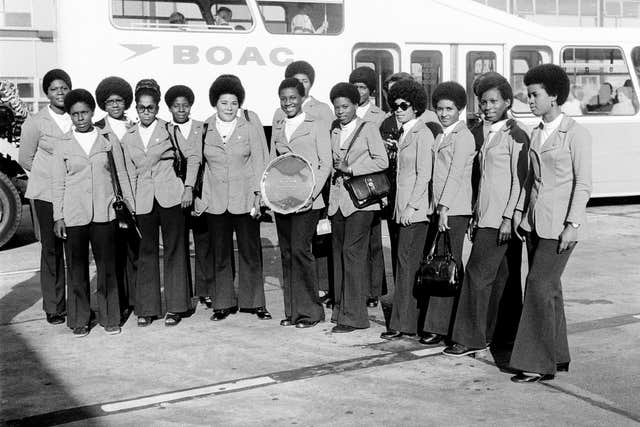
136, 104, 157, 113
393, 102, 412, 111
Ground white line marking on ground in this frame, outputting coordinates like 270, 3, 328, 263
0, 268, 40, 277
633, 314, 640, 320
100, 377, 276, 412
410, 347, 445, 357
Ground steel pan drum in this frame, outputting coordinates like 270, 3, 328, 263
261, 153, 315, 215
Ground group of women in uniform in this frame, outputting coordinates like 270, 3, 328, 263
18, 59, 591, 383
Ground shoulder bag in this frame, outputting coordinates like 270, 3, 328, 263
166, 123, 187, 182
192, 122, 208, 199
106, 148, 141, 240
415, 230, 460, 297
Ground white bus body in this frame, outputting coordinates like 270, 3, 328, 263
55, 0, 640, 197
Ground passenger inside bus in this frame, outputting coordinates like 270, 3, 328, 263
168, 11, 186, 25
291, 4, 328, 34
612, 86, 636, 115
214, 7, 233, 26
561, 85, 585, 116
586, 82, 616, 113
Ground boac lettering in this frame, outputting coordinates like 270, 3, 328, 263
173, 45, 293, 66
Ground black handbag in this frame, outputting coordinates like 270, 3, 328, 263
415, 230, 460, 297
192, 122, 208, 199
166, 123, 187, 182
106, 149, 141, 240
341, 123, 390, 209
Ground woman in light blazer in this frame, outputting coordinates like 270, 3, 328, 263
327, 83, 388, 333
164, 84, 214, 309
18, 69, 72, 325
271, 78, 332, 328
121, 79, 195, 327
444, 73, 529, 357
94, 76, 137, 318
51, 89, 134, 337
420, 82, 476, 346
198, 75, 270, 321
509, 64, 592, 383
379, 79, 434, 339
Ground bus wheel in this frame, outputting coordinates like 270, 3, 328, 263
0, 171, 22, 248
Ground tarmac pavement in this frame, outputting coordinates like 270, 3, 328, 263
1, 203, 639, 426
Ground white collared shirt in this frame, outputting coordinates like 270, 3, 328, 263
339, 118, 358, 148
486, 119, 508, 145
73, 128, 98, 156
284, 112, 306, 142
138, 119, 157, 150
107, 116, 127, 141
48, 106, 72, 134
399, 118, 419, 144
215, 116, 237, 144
356, 102, 371, 119
538, 113, 565, 148
171, 119, 193, 140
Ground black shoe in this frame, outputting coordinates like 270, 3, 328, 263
199, 296, 213, 309
137, 316, 153, 327
332, 324, 356, 333
380, 330, 403, 340
46, 313, 65, 325
255, 307, 272, 320
366, 297, 379, 308
557, 362, 570, 372
73, 326, 89, 338
295, 319, 319, 329
511, 372, 555, 383
280, 318, 293, 327
210, 308, 233, 321
419, 333, 444, 345
442, 343, 486, 357
164, 312, 182, 327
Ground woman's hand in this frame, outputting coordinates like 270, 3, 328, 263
497, 217, 512, 245
399, 206, 416, 226
251, 193, 262, 219
334, 158, 351, 175
181, 186, 193, 209
466, 217, 477, 241
512, 210, 524, 241
53, 220, 67, 240
558, 224, 578, 254
437, 206, 449, 232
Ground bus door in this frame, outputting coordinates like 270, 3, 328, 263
456, 44, 504, 123
352, 43, 400, 111
403, 44, 449, 112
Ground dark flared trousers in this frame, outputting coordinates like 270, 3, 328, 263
65, 221, 120, 328
510, 232, 573, 375
275, 209, 325, 324
189, 213, 215, 299
423, 215, 470, 336
367, 213, 387, 299
451, 227, 522, 348
331, 209, 375, 329
115, 226, 139, 312
135, 200, 191, 317
207, 212, 265, 310
33, 200, 66, 315
390, 221, 429, 334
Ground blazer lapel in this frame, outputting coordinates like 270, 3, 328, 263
288, 118, 312, 145
541, 115, 573, 153
146, 120, 165, 151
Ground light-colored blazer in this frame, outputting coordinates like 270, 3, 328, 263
328, 118, 389, 217
241, 108, 270, 170
361, 103, 386, 127
51, 131, 134, 226
200, 115, 266, 215
270, 113, 332, 211
121, 118, 192, 215
18, 107, 68, 202
169, 119, 204, 187
394, 120, 434, 223
272, 96, 334, 131
475, 119, 529, 229
517, 115, 592, 239
95, 116, 136, 205
432, 121, 476, 216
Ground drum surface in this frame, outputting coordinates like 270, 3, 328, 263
261, 153, 315, 215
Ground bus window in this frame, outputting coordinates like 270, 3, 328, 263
466, 51, 496, 119
111, 0, 254, 31
632, 47, 640, 81
562, 47, 638, 116
411, 51, 442, 110
256, 0, 343, 35
353, 47, 398, 111
510, 46, 552, 114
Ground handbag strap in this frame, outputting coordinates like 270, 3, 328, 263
427, 229, 454, 258
342, 121, 367, 158
106, 148, 124, 200
166, 122, 185, 161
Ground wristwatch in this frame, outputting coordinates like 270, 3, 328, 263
568, 222, 580, 229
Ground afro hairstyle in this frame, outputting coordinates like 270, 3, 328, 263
63, 88, 96, 113
383, 72, 412, 93
165, 85, 195, 107
387, 79, 428, 116
329, 82, 360, 105
43, 69, 72, 93
95, 76, 133, 111
349, 66, 377, 93
284, 60, 315, 85
432, 81, 467, 110
135, 78, 161, 104
209, 75, 245, 107
278, 78, 305, 98
474, 72, 513, 106
523, 64, 570, 106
